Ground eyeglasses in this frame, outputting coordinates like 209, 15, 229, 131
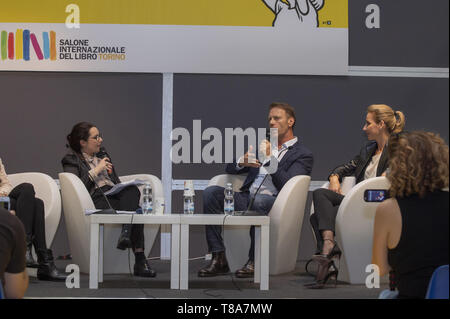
90, 134, 103, 141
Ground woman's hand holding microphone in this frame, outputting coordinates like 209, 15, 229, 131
95, 157, 113, 175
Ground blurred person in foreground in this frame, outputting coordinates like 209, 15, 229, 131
372, 131, 449, 299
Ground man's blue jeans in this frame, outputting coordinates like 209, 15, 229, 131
202, 185, 276, 261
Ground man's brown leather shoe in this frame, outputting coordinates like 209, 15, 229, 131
235, 260, 254, 278
198, 251, 230, 277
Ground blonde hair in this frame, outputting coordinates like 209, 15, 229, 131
388, 131, 449, 198
367, 104, 405, 134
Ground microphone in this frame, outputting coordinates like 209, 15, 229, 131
79, 153, 116, 215
241, 143, 292, 216
97, 146, 113, 175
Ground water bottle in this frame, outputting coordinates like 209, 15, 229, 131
142, 183, 153, 215
183, 180, 195, 214
224, 183, 234, 215
183, 194, 195, 214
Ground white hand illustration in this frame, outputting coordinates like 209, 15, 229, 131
262, 0, 325, 28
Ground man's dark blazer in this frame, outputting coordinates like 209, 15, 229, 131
61, 150, 121, 197
329, 141, 388, 184
225, 140, 314, 193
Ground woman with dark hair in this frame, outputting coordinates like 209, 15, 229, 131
0, 158, 67, 281
372, 131, 449, 299
61, 122, 156, 278
307, 104, 406, 288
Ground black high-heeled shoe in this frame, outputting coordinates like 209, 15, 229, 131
318, 238, 342, 259
306, 239, 341, 276
304, 258, 339, 289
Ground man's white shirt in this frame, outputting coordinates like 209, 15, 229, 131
237, 137, 298, 196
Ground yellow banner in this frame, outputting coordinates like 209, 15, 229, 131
1, 0, 348, 28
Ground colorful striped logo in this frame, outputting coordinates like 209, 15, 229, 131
1, 29, 56, 61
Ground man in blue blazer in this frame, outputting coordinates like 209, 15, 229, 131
198, 102, 314, 278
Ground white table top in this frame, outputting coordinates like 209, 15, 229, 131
180, 214, 270, 226
89, 213, 180, 224
89, 213, 270, 226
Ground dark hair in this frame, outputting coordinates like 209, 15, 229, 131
66, 122, 95, 154
388, 131, 449, 198
269, 102, 296, 129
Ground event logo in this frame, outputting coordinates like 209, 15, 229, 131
0, 29, 57, 61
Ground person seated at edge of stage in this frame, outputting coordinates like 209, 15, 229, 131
61, 122, 156, 278
0, 157, 67, 281
198, 102, 314, 278
305, 104, 406, 289
372, 131, 449, 299
0, 207, 29, 298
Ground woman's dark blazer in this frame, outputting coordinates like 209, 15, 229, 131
328, 141, 388, 185
61, 151, 121, 197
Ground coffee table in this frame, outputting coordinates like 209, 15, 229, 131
89, 214, 181, 289
179, 214, 270, 290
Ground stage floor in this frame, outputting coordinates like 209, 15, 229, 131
24, 259, 388, 299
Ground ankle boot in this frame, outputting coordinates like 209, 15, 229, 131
117, 224, 133, 250
235, 259, 255, 278
25, 236, 38, 268
134, 259, 157, 278
198, 251, 230, 277
37, 249, 68, 281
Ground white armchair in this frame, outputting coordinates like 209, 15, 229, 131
310, 176, 391, 284
59, 172, 163, 274
336, 176, 390, 284
8, 172, 61, 248
208, 174, 311, 275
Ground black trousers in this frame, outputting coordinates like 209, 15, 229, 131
310, 188, 345, 252
93, 185, 144, 249
9, 183, 47, 250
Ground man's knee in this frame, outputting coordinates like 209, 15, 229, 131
203, 186, 223, 203
203, 186, 225, 214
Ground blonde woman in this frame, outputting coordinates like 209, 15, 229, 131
372, 131, 449, 299
307, 104, 406, 289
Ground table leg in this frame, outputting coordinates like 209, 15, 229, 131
99, 225, 104, 283
89, 222, 99, 289
171, 224, 180, 289
180, 224, 190, 290
260, 224, 269, 290
254, 226, 261, 284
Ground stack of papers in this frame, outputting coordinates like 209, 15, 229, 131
104, 179, 147, 196
85, 209, 136, 215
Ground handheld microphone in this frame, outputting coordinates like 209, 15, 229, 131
97, 146, 113, 175
266, 128, 271, 141
79, 153, 116, 215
